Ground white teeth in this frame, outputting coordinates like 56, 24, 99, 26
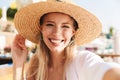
50, 39, 62, 44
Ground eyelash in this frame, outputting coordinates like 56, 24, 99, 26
62, 26, 70, 28
46, 23, 54, 26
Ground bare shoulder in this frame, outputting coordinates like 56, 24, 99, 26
103, 68, 120, 80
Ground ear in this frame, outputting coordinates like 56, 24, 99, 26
39, 25, 43, 32
72, 29, 76, 36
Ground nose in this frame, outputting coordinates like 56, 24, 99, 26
52, 26, 61, 35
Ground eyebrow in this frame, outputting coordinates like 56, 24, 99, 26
46, 20, 72, 25
45, 21, 54, 23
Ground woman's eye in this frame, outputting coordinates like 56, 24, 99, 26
62, 25, 70, 28
46, 24, 54, 26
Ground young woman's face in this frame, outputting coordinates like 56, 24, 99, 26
40, 13, 75, 53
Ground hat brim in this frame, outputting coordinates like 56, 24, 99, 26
14, 2, 102, 45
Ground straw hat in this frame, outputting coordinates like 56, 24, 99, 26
14, 1, 102, 45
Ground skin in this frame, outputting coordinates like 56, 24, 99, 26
11, 34, 28, 67
40, 13, 75, 68
11, 13, 120, 80
103, 68, 120, 80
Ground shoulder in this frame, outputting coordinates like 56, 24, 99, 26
72, 49, 120, 80
73, 49, 104, 64
66, 49, 120, 80
71, 49, 105, 73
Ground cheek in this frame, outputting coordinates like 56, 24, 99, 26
42, 31, 49, 39
65, 31, 74, 39
41, 28, 51, 37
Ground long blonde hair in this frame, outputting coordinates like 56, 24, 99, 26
27, 37, 76, 80
27, 12, 78, 80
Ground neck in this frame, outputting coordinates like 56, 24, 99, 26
48, 51, 66, 68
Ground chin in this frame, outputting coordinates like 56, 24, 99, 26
50, 48, 64, 53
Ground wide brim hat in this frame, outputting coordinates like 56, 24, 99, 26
14, 1, 102, 45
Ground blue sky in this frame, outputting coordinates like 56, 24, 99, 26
0, 0, 14, 8
0, 0, 120, 33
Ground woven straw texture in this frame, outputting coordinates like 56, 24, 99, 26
14, 2, 102, 45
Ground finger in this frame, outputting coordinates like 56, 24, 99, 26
16, 34, 25, 43
12, 34, 26, 50
14, 34, 25, 46
17, 42, 27, 50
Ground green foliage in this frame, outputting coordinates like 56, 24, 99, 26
0, 8, 2, 18
7, 7, 17, 20
109, 27, 113, 36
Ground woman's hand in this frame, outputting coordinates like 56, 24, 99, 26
11, 34, 28, 67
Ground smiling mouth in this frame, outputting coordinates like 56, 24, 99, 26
49, 38, 64, 44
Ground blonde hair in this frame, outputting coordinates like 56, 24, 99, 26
27, 36, 76, 80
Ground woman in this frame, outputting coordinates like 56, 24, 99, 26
12, 1, 120, 80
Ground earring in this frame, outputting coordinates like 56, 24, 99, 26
69, 36, 75, 45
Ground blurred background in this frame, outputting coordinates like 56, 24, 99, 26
0, 0, 120, 79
